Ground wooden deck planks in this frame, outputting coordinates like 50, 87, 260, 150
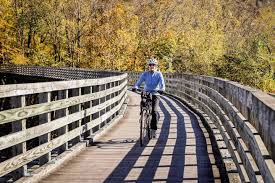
41, 91, 226, 183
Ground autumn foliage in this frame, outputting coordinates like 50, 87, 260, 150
0, 0, 274, 92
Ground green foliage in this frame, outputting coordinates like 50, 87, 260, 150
213, 53, 275, 92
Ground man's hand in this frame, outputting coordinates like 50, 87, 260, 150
132, 88, 137, 92
158, 90, 164, 95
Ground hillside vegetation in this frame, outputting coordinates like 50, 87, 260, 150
0, 0, 274, 92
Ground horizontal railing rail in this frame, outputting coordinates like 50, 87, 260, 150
0, 66, 127, 182
128, 72, 275, 183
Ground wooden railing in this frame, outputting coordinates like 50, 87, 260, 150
0, 66, 127, 182
129, 72, 275, 183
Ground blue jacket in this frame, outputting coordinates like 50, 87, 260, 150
134, 71, 165, 95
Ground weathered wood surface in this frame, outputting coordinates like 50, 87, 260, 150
128, 73, 275, 183
0, 72, 127, 98
0, 87, 127, 150
165, 78, 275, 183
164, 74, 275, 164
41, 91, 228, 183
0, 92, 126, 177
0, 80, 127, 125
0, 67, 127, 181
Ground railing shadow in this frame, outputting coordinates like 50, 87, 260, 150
166, 97, 229, 182
135, 98, 171, 182
102, 96, 227, 182
102, 100, 168, 182
93, 138, 137, 149
170, 98, 229, 182
164, 97, 215, 182
162, 97, 186, 182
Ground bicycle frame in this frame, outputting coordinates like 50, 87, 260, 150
139, 91, 153, 147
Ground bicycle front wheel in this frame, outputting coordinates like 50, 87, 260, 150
147, 115, 152, 140
140, 110, 146, 147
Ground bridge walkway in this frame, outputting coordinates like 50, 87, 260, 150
41, 91, 227, 183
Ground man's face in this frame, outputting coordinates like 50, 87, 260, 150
148, 64, 157, 71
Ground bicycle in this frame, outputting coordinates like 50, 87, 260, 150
132, 88, 164, 146
139, 90, 153, 147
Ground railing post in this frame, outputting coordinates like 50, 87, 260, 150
65, 90, 69, 150
53, 90, 66, 153
11, 96, 28, 178
103, 84, 107, 121
21, 96, 28, 176
68, 88, 81, 144
88, 86, 93, 137
78, 88, 83, 141
47, 92, 52, 159
80, 86, 92, 140
38, 92, 51, 165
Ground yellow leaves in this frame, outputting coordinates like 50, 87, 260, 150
163, 30, 177, 42
10, 54, 29, 65
115, 29, 137, 52
0, 0, 12, 29
255, 6, 275, 49
0, 0, 11, 11
176, 13, 225, 74
0, 0, 273, 92
258, 6, 274, 22
0, 19, 9, 29
83, 1, 140, 71
256, 74, 275, 93
114, 4, 125, 16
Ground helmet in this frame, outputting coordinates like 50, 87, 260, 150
147, 58, 158, 65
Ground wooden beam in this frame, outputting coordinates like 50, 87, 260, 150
0, 87, 127, 150
0, 74, 127, 98
0, 80, 127, 125
0, 93, 126, 177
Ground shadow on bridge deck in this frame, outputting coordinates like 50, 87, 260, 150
41, 91, 228, 183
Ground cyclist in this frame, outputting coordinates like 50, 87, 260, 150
132, 58, 165, 138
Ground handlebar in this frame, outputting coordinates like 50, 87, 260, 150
131, 88, 165, 95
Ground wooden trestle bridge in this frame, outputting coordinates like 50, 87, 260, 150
0, 65, 274, 183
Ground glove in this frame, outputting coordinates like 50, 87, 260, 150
132, 88, 137, 92
158, 90, 164, 95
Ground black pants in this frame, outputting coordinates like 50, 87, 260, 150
151, 95, 160, 130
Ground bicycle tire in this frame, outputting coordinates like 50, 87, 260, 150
143, 113, 148, 143
140, 111, 143, 147
140, 110, 146, 147
147, 115, 151, 140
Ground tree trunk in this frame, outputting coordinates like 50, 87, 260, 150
27, 24, 32, 50
76, 1, 81, 67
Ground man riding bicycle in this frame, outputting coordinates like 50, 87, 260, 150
132, 58, 165, 138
